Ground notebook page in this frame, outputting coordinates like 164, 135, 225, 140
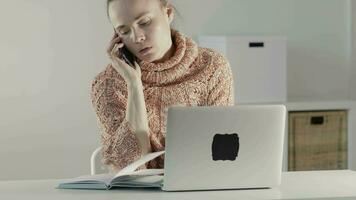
113, 151, 165, 178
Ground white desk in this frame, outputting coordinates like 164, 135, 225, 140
1, 170, 356, 200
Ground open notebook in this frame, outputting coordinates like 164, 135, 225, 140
56, 151, 165, 190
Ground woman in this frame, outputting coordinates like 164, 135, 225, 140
90, 0, 234, 174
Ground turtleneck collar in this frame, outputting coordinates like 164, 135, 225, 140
138, 28, 198, 87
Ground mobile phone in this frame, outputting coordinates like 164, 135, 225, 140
120, 46, 136, 67
113, 29, 137, 67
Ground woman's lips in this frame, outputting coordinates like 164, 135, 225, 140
139, 47, 152, 55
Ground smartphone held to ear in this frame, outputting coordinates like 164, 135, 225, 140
113, 29, 136, 67
120, 45, 136, 68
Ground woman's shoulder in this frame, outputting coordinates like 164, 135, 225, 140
196, 46, 231, 73
197, 47, 229, 66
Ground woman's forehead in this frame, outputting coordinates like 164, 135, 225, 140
108, 0, 161, 28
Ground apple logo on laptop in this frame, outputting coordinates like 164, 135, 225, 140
212, 133, 240, 161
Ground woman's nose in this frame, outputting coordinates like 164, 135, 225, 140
131, 28, 145, 43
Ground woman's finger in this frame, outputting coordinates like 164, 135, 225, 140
111, 45, 130, 67
111, 44, 120, 58
113, 58, 137, 80
108, 41, 124, 58
107, 35, 123, 55
107, 42, 124, 56
111, 32, 118, 40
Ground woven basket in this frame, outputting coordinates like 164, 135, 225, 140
288, 110, 347, 171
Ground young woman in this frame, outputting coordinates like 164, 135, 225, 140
90, 0, 234, 173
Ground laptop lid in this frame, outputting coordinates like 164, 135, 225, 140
162, 105, 286, 191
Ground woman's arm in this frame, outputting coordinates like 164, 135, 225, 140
126, 78, 151, 156
90, 72, 149, 174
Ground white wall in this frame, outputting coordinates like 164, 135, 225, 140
349, 0, 356, 170
0, 0, 354, 180
0, 0, 112, 180
172, 0, 351, 101
350, 1, 356, 100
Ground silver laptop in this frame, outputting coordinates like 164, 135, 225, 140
162, 105, 286, 191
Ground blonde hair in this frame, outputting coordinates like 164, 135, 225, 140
106, 0, 180, 22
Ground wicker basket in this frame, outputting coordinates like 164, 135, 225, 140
288, 110, 348, 171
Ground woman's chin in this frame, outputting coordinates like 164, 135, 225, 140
138, 55, 158, 63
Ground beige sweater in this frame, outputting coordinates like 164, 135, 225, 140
90, 28, 234, 171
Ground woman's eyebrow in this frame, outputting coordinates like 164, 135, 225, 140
115, 11, 150, 29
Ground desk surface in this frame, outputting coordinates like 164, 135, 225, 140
1, 170, 356, 200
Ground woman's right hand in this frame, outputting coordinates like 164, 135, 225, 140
107, 33, 142, 85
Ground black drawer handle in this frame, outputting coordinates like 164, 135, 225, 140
249, 42, 264, 48
311, 116, 324, 125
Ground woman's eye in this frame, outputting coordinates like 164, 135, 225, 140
140, 19, 151, 26
120, 29, 130, 35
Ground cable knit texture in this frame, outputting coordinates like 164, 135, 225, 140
90, 28, 234, 171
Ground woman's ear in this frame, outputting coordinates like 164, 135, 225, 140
165, 5, 174, 24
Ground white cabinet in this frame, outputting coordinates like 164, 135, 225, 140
198, 36, 287, 104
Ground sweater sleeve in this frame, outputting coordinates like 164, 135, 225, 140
207, 52, 235, 106
90, 74, 143, 171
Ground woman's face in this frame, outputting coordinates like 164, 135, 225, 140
108, 0, 174, 63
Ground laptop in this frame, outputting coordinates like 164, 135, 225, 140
162, 104, 286, 191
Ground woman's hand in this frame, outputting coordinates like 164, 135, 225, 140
107, 33, 142, 85
108, 164, 120, 174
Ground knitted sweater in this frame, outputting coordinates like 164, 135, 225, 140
90, 28, 234, 171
